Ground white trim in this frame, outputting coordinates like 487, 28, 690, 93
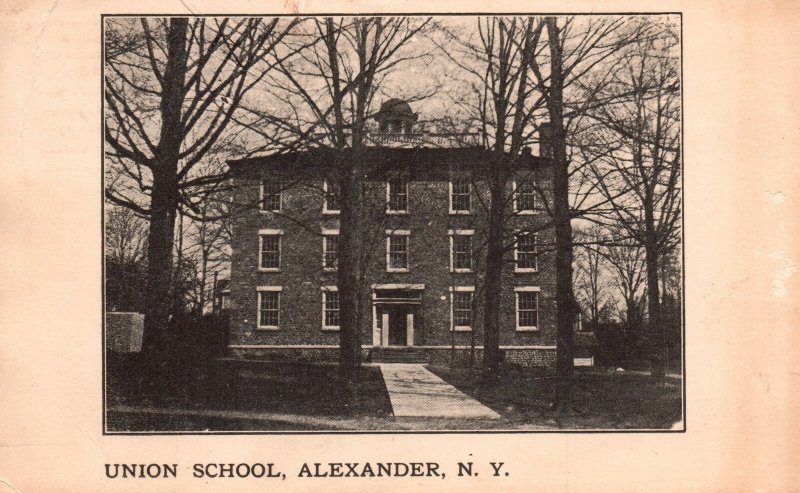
514, 231, 539, 273
385, 177, 409, 214
512, 179, 537, 215
256, 286, 283, 292
515, 289, 539, 331
450, 288, 474, 332
386, 232, 410, 272
321, 290, 340, 331
449, 231, 474, 273
258, 233, 282, 272
321, 227, 339, 235
514, 286, 541, 292
448, 176, 472, 214
322, 178, 340, 215
371, 283, 425, 290
256, 289, 281, 330
322, 234, 338, 272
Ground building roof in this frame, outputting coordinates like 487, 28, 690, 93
376, 98, 416, 119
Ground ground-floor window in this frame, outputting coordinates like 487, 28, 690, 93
257, 287, 281, 329
322, 288, 340, 330
450, 286, 474, 331
515, 287, 539, 331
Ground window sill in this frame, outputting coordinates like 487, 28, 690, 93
451, 269, 474, 274
516, 327, 539, 332
449, 210, 473, 215
452, 327, 472, 332
387, 268, 410, 273
258, 268, 281, 273
257, 326, 280, 331
385, 210, 409, 215
322, 210, 340, 215
322, 326, 340, 332
514, 268, 539, 274
322, 267, 337, 273
513, 210, 537, 215
259, 209, 280, 214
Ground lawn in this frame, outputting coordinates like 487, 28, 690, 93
427, 365, 683, 430
106, 356, 393, 432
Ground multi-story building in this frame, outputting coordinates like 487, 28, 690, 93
226, 100, 557, 366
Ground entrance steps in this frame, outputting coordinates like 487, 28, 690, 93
371, 347, 429, 364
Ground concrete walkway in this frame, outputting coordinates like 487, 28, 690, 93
378, 364, 500, 419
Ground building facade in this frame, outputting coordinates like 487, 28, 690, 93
226, 101, 557, 366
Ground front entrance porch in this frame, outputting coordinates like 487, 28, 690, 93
371, 284, 424, 348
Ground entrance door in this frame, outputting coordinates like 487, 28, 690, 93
388, 306, 408, 346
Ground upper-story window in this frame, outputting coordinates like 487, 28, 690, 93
261, 179, 282, 212
515, 232, 538, 272
514, 179, 537, 213
323, 178, 340, 214
450, 176, 471, 214
387, 175, 408, 213
386, 230, 410, 272
449, 229, 474, 272
258, 229, 282, 271
322, 229, 339, 271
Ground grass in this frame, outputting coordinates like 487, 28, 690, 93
106, 356, 392, 432
427, 364, 683, 430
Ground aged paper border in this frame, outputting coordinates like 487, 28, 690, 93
1, 1, 798, 491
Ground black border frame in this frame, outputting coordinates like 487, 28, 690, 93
102, 12, 685, 435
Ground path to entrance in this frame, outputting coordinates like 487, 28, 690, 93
378, 364, 500, 419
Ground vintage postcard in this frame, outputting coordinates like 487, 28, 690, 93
0, 1, 798, 492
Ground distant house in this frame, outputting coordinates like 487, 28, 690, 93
225, 99, 557, 366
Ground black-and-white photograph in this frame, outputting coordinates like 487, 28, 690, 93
103, 14, 683, 432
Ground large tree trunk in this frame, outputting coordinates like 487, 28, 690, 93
337, 155, 361, 377
645, 241, 666, 384
140, 18, 188, 389
546, 17, 577, 411
482, 173, 505, 376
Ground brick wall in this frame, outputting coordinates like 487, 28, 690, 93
227, 149, 557, 357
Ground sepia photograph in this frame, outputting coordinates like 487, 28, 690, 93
103, 14, 683, 433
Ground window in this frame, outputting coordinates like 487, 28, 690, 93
514, 179, 537, 213
515, 232, 538, 272
387, 175, 408, 213
386, 230, 410, 271
258, 229, 282, 270
322, 288, 340, 330
257, 287, 281, 329
261, 179, 282, 212
515, 287, 540, 331
450, 287, 474, 331
450, 176, 471, 213
323, 178, 340, 214
323, 231, 338, 271
449, 229, 474, 272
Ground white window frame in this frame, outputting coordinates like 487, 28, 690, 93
321, 286, 340, 331
256, 286, 282, 330
448, 176, 472, 214
322, 228, 339, 272
449, 286, 475, 331
448, 229, 475, 273
514, 286, 540, 331
514, 231, 539, 273
259, 178, 282, 212
322, 178, 340, 215
386, 229, 411, 272
386, 176, 409, 214
512, 179, 537, 214
258, 229, 283, 272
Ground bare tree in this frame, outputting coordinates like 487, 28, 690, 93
573, 226, 613, 328
104, 17, 299, 381
587, 23, 681, 383
235, 17, 432, 379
